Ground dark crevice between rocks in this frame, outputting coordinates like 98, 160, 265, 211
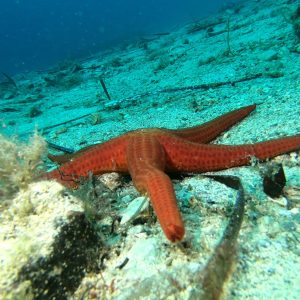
18, 212, 100, 300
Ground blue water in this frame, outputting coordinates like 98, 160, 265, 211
0, 0, 236, 75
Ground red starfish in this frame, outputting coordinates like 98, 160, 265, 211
46, 104, 300, 242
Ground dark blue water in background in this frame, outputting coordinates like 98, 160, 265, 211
0, 0, 237, 75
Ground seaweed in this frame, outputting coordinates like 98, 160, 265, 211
0, 133, 47, 202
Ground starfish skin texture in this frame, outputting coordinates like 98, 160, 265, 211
46, 104, 300, 242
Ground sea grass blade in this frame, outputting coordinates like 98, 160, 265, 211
1, 72, 17, 88
199, 175, 245, 300
47, 141, 75, 154
99, 78, 111, 100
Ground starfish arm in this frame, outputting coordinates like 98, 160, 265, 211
46, 136, 129, 186
251, 134, 300, 159
159, 134, 300, 172
43, 103, 299, 242
169, 104, 256, 143
134, 168, 185, 242
126, 135, 185, 242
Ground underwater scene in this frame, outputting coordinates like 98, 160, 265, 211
0, 0, 300, 299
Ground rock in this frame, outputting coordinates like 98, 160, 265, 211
0, 181, 99, 300
120, 196, 149, 225
121, 237, 160, 277
99, 172, 122, 191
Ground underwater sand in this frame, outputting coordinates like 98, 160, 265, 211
0, 0, 300, 299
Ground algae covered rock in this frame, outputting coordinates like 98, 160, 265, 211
0, 181, 99, 300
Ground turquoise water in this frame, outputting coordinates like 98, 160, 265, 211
0, 0, 228, 75
0, 0, 300, 299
